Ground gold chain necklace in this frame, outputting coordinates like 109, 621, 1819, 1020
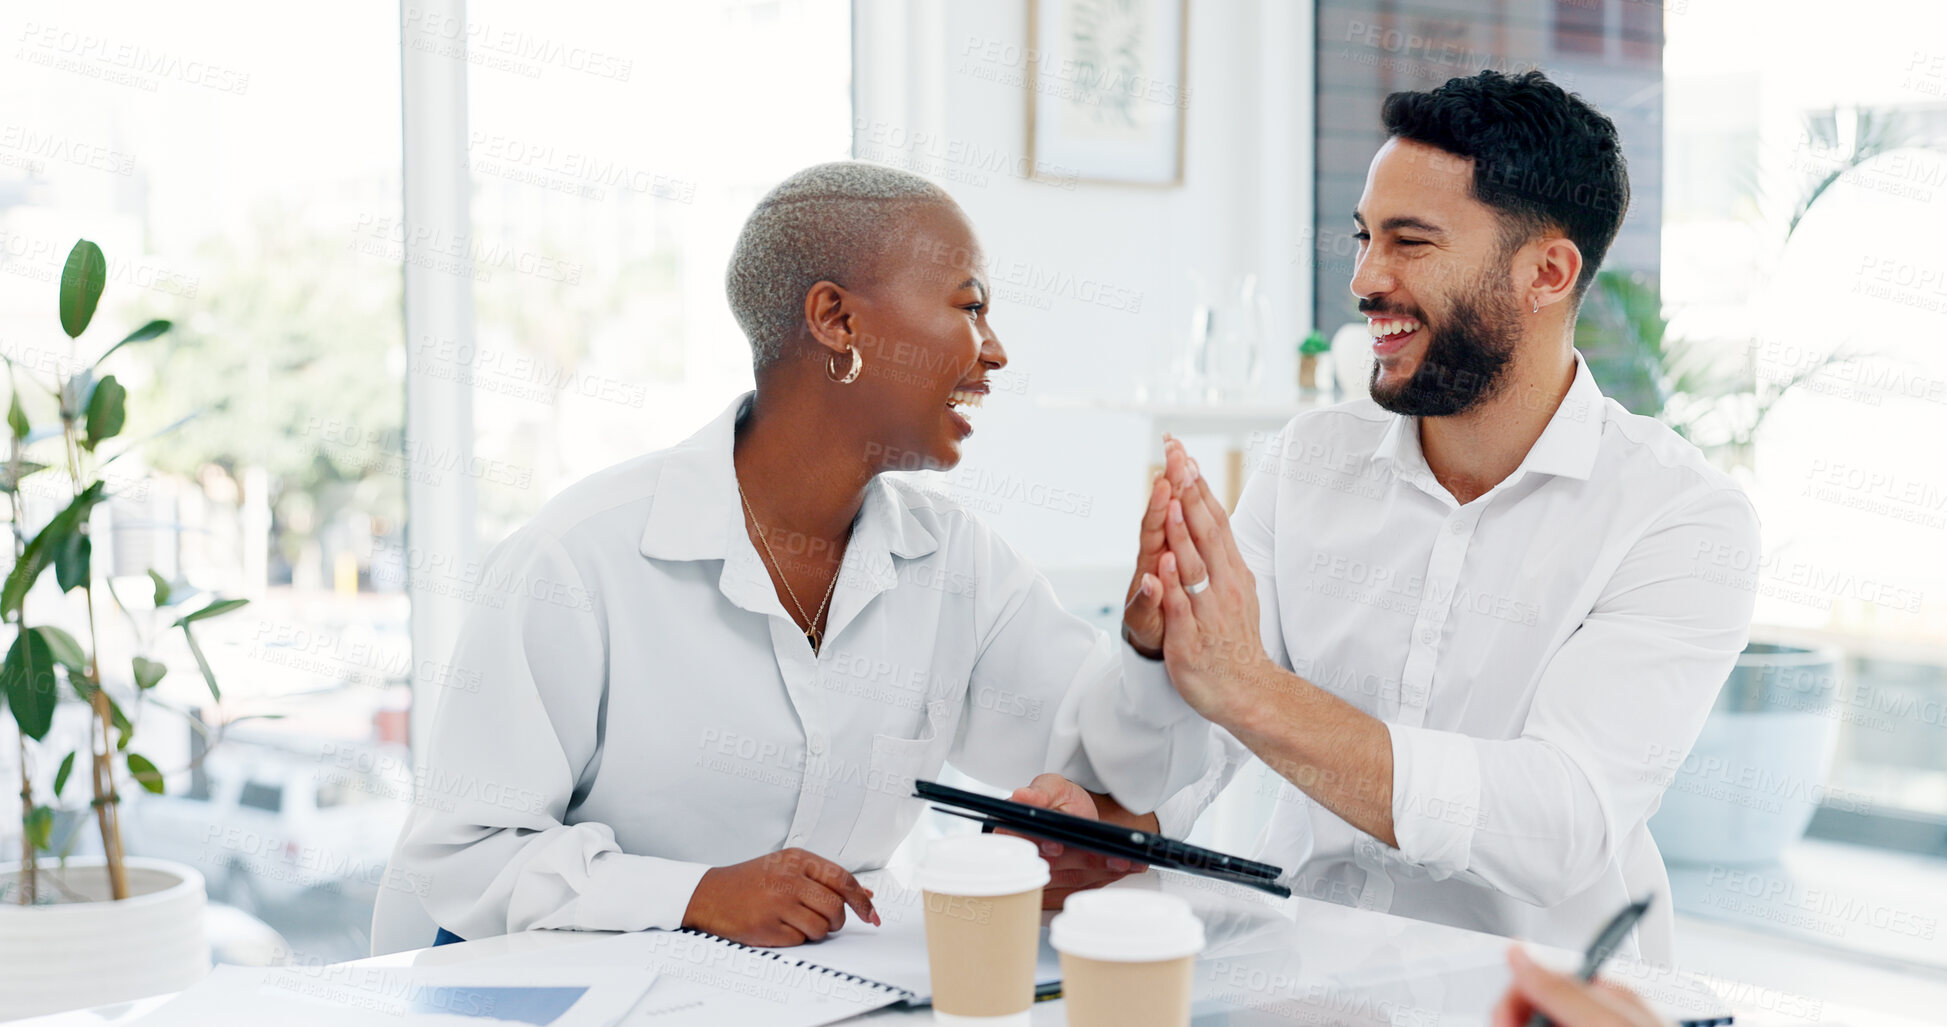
736, 479, 845, 651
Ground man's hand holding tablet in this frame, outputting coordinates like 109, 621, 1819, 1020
1007, 773, 1149, 908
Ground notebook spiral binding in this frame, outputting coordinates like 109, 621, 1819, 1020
673, 927, 916, 1003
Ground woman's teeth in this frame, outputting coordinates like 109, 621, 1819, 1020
947, 389, 985, 410
1367, 317, 1422, 339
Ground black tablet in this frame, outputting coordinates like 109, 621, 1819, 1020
914, 779, 1292, 898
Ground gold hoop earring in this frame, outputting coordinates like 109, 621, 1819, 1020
827, 346, 863, 385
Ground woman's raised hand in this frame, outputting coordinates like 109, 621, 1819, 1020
1123, 436, 1200, 658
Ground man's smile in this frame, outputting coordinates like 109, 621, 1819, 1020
1367, 315, 1424, 357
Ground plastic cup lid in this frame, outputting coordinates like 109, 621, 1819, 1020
1050, 890, 1206, 962
916, 834, 1050, 897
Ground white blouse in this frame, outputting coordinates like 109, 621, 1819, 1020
372, 394, 1207, 953
1154, 354, 1760, 964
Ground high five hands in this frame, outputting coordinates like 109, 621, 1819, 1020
1122, 436, 1275, 728
1009, 437, 1275, 910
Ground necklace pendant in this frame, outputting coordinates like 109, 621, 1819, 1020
805, 627, 820, 649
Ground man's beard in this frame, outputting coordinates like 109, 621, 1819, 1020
1367, 280, 1522, 417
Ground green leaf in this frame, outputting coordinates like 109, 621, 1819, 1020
7, 389, 27, 440
95, 319, 171, 367
33, 625, 87, 677
25, 804, 53, 850
2, 629, 58, 740
148, 569, 172, 606
132, 655, 166, 691
172, 597, 248, 627
53, 528, 90, 593
2, 542, 47, 619
53, 751, 76, 797
2, 481, 107, 618
58, 240, 106, 340
180, 623, 219, 702
126, 753, 165, 794
58, 369, 92, 424
105, 691, 131, 750
82, 374, 126, 451
0, 460, 49, 493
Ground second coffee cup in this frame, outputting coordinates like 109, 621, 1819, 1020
1051, 889, 1206, 1027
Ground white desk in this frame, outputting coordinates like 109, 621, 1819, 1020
12, 870, 1786, 1026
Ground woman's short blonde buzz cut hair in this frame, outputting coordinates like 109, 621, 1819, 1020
726, 161, 955, 371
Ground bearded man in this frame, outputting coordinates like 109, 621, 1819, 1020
1025, 69, 1758, 964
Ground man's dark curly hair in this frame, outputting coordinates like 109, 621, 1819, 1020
1380, 70, 1629, 297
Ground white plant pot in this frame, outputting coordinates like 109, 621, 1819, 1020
1649, 643, 1845, 865
0, 856, 210, 1020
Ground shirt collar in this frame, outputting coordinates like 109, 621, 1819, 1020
1370, 351, 1605, 485
639, 391, 941, 564
1518, 351, 1605, 481
1371, 407, 1427, 478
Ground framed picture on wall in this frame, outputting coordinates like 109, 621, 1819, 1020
1027, 0, 1189, 187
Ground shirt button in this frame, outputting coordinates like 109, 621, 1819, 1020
1420, 627, 1438, 645
809, 737, 826, 756
789, 833, 805, 846
1449, 519, 1466, 534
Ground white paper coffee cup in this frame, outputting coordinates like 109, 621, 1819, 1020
1051, 890, 1206, 1027
919, 834, 1050, 1026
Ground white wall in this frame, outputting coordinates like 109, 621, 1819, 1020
853, 0, 1314, 584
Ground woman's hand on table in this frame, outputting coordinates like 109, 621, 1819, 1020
682, 848, 880, 946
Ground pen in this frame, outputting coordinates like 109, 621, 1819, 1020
1526, 895, 1652, 1027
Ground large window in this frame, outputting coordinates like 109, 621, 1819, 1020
0, 0, 854, 965
0, 0, 405, 963
1665, 0, 1947, 843
458, 0, 852, 546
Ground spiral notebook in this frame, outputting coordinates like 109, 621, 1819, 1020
743, 904, 1064, 1006
497, 910, 1059, 1026
623, 927, 910, 1026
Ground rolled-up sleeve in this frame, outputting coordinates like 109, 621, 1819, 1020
955, 523, 1208, 814
1386, 487, 1760, 906
388, 530, 710, 941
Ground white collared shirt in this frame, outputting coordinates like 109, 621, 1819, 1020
1156, 354, 1759, 963
373, 394, 1205, 952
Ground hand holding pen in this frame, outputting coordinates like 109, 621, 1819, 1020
1494, 897, 1666, 1027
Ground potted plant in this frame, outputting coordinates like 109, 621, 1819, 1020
1647, 642, 1846, 865
1, 239, 249, 1017
1296, 330, 1332, 396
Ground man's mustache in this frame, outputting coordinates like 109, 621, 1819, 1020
1357, 300, 1425, 320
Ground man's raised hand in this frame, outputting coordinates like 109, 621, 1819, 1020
1155, 468, 1271, 725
